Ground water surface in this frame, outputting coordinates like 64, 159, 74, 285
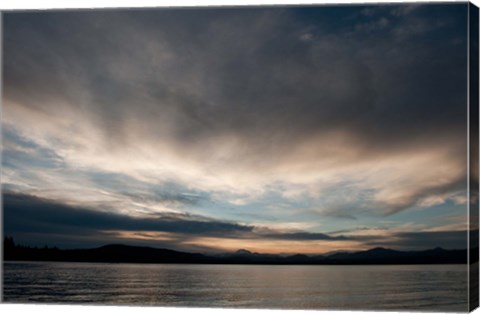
2, 262, 468, 311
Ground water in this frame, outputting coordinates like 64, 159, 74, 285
2, 262, 468, 311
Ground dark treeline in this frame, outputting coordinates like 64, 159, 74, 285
3, 237, 474, 265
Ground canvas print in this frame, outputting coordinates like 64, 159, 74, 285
1, 1, 479, 312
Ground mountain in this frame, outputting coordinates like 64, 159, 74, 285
328, 247, 401, 260
326, 247, 468, 264
4, 242, 214, 264
3, 238, 469, 265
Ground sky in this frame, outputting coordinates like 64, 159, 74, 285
2, 3, 472, 254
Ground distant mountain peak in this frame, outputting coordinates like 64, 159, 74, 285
235, 249, 253, 255
368, 247, 392, 252
100, 244, 129, 249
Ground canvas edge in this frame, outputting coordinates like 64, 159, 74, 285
0, 9, 4, 305
468, 1, 479, 312
0, 2, 477, 312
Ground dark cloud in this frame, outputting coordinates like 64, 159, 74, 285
326, 225, 468, 251
367, 230, 468, 250
3, 192, 350, 248
3, 4, 468, 152
3, 192, 252, 238
262, 231, 349, 241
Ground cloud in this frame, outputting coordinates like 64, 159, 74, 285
261, 231, 349, 241
2, 4, 470, 252
3, 192, 350, 248
3, 192, 252, 237
3, 192, 467, 252
390, 4, 422, 17
328, 224, 468, 251
355, 17, 390, 32
366, 230, 468, 250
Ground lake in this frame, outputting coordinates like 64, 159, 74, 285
2, 262, 468, 311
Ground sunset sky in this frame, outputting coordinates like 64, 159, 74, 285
2, 3, 471, 254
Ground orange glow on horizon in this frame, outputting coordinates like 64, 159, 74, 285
184, 237, 368, 255
101, 230, 368, 254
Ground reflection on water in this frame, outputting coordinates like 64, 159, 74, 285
3, 262, 468, 311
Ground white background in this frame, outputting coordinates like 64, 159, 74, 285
0, 0, 479, 11
0, 0, 479, 314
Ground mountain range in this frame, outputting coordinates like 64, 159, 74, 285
3, 238, 473, 264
